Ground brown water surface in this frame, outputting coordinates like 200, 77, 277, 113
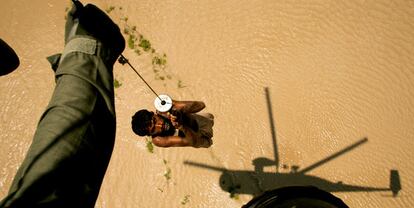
1, 0, 413, 207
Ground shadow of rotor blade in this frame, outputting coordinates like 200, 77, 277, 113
265, 87, 279, 172
299, 138, 368, 174
390, 169, 401, 197
329, 184, 390, 193
184, 161, 228, 172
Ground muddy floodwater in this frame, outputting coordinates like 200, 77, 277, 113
1, 0, 413, 207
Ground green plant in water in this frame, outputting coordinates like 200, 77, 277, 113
105, 6, 115, 13
181, 195, 190, 205
177, 80, 186, 88
163, 159, 171, 181
139, 38, 151, 52
164, 167, 171, 181
106, 7, 185, 89
128, 34, 136, 49
152, 54, 167, 66
113, 78, 122, 88
121, 16, 128, 22
134, 49, 141, 55
228, 184, 241, 199
231, 193, 240, 200
146, 137, 154, 153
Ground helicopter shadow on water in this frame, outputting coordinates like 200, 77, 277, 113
184, 87, 401, 198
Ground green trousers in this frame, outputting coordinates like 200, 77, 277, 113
0, 36, 116, 208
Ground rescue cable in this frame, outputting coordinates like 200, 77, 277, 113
118, 55, 173, 112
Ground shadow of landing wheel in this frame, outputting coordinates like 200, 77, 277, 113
0, 39, 20, 76
243, 186, 348, 208
220, 172, 241, 197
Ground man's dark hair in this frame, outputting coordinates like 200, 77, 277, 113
131, 109, 154, 136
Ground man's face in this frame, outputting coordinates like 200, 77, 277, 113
147, 114, 175, 137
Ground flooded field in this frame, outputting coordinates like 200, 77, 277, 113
1, 0, 413, 207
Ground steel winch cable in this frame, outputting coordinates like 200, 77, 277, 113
69, 0, 166, 105
118, 54, 166, 105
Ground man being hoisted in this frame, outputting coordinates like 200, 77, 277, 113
131, 100, 215, 148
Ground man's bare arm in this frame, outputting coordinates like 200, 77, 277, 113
151, 125, 198, 147
152, 136, 191, 147
172, 100, 205, 114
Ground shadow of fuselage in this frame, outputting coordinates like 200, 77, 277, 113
184, 87, 401, 197
185, 154, 399, 197
218, 166, 394, 196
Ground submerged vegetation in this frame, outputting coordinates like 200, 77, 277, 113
181, 195, 190, 205
164, 167, 172, 181
113, 78, 122, 88
163, 159, 172, 181
106, 6, 185, 88
177, 80, 186, 89
105, 6, 115, 13
145, 137, 154, 153
228, 184, 241, 200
